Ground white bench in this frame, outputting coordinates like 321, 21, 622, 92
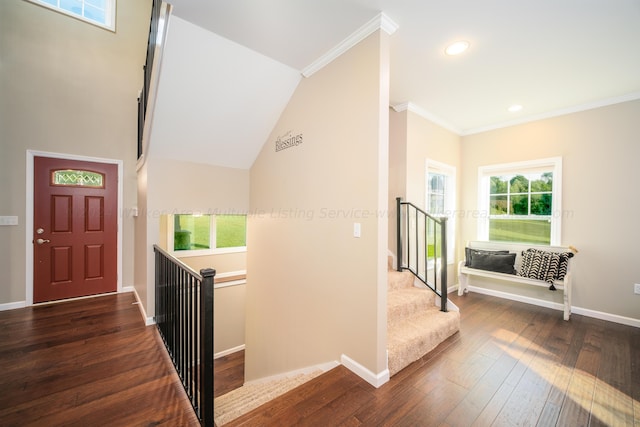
458, 241, 577, 320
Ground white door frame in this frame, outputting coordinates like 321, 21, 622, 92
26, 150, 123, 306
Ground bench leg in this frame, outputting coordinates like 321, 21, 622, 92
563, 273, 572, 321
458, 273, 468, 296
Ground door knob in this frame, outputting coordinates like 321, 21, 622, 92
36, 238, 51, 245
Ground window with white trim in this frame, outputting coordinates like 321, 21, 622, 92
426, 160, 456, 263
27, 0, 116, 31
167, 214, 247, 256
478, 157, 562, 245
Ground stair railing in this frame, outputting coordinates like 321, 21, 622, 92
137, 0, 171, 163
154, 244, 215, 426
396, 197, 448, 312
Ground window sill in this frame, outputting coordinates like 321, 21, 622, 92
172, 247, 247, 258
214, 271, 247, 289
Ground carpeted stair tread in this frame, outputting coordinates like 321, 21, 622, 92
387, 308, 460, 377
387, 269, 416, 290
388, 287, 435, 322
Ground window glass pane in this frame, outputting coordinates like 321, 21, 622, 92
428, 172, 446, 215
490, 195, 508, 215
531, 193, 552, 215
174, 215, 211, 251
509, 175, 529, 194
216, 215, 247, 248
52, 169, 104, 187
85, 0, 105, 7
481, 159, 560, 244
530, 172, 553, 192
84, 5, 105, 22
426, 163, 456, 264
28, 0, 112, 28
429, 194, 444, 215
510, 194, 529, 215
60, 0, 82, 14
490, 176, 508, 194
429, 173, 444, 194
489, 219, 551, 244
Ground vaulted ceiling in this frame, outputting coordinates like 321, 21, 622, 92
153, 0, 640, 168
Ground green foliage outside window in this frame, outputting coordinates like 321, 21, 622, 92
173, 214, 246, 251
174, 215, 211, 250
488, 172, 553, 244
216, 215, 247, 248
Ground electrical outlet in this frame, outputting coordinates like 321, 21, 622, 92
635, 283, 640, 295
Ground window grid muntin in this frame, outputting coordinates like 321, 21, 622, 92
489, 172, 553, 217
168, 214, 247, 256
478, 157, 562, 245
426, 160, 456, 263
27, 0, 115, 31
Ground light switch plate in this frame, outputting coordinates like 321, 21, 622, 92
353, 222, 361, 238
0, 216, 18, 226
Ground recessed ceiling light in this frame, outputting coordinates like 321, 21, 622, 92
445, 41, 470, 56
508, 104, 523, 112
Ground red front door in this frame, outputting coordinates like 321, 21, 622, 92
33, 156, 118, 303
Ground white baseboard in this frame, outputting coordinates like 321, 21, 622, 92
466, 285, 640, 328
341, 354, 389, 388
129, 287, 155, 326
571, 306, 640, 328
387, 249, 397, 270
214, 345, 245, 359
0, 301, 26, 311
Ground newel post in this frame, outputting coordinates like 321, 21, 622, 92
199, 268, 216, 426
396, 197, 403, 272
440, 218, 448, 312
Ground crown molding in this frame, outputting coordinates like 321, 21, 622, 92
393, 92, 640, 137
463, 91, 640, 135
302, 12, 398, 78
391, 102, 463, 135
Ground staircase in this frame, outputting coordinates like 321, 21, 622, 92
387, 268, 460, 377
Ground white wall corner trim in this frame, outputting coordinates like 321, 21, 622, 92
391, 102, 462, 135
341, 354, 390, 388
302, 12, 399, 78
466, 285, 640, 328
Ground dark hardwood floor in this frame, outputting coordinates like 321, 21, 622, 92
0, 292, 200, 427
2, 290, 638, 426
215, 293, 640, 426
